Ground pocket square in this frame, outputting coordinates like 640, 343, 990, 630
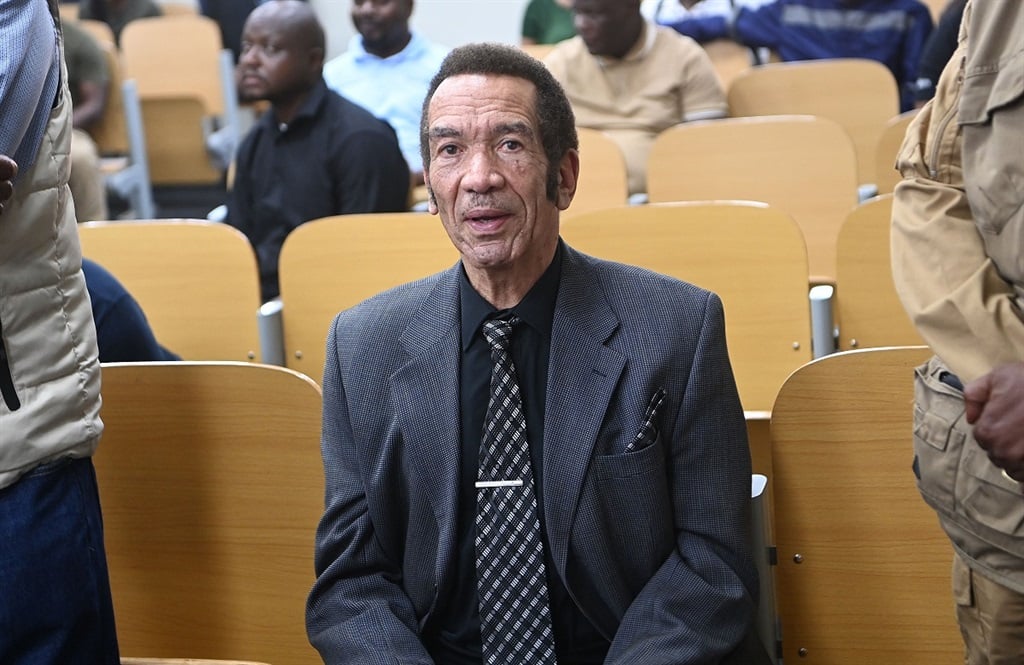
624, 387, 667, 454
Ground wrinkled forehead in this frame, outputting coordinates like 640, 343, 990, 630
427, 74, 540, 135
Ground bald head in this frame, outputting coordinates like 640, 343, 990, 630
238, 0, 326, 115
249, 0, 325, 53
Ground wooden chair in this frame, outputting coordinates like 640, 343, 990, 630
770, 346, 961, 665
646, 115, 858, 284
835, 194, 924, 350
561, 201, 813, 413
278, 213, 459, 380
727, 59, 900, 187
120, 15, 230, 185
97, 362, 323, 665
78, 220, 262, 361
121, 14, 226, 117
139, 94, 223, 184
566, 127, 629, 217
703, 38, 756, 91
158, 1, 200, 16
874, 109, 919, 195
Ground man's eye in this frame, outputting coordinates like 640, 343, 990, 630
502, 140, 522, 151
440, 144, 459, 156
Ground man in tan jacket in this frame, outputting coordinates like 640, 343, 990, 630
891, 2, 1024, 663
0, 2, 118, 661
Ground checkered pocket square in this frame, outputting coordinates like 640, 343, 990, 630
624, 387, 667, 454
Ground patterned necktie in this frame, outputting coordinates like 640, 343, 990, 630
475, 316, 557, 665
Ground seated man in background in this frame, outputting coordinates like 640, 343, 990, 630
63, 19, 110, 223
544, 0, 726, 198
82, 258, 181, 362
228, 0, 409, 302
323, 0, 447, 188
79, 0, 162, 46
662, 0, 934, 112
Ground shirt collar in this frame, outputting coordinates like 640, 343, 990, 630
459, 242, 563, 351
259, 78, 330, 134
351, 31, 425, 65
594, 20, 656, 66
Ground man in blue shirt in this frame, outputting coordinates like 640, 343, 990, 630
663, 0, 934, 112
323, 0, 447, 188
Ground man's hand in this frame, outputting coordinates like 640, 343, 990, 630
0, 155, 16, 216
964, 362, 1024, 483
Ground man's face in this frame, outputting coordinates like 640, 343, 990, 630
237, 8, 318, 103
351, 0, 411, 51
423, 74, 576, 283
573, 0, 639, 58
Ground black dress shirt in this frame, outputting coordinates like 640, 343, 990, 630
226, 79, 409, 301
424, 244, 610, 664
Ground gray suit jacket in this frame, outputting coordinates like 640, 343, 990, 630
307, 244, 759, 664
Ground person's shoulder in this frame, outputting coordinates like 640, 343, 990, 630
571, 247, 714, 306
332, 269, 453, 340
547, 35, 590, 62
325, 88, 400, 137
651, 23, 705, 56
323, 50, 358, 84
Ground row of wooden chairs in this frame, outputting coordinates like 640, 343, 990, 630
93, 345, 960, 664
77, 198, 922, 414
75, 13, 236, 189
575, 108, 916, 285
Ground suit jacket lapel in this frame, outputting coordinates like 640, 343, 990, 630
544, 247, 625, 574
392, 266, 462, 531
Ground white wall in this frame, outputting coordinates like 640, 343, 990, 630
312, 0, 531, 59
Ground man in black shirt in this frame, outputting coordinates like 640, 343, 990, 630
227, 0, 409, 302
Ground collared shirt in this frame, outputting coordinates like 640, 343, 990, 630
0, 0, 60, 175
323, 32, 448, 173
425, 243, 610, 664
544, 22, 726, 195
226, 79, 410, 301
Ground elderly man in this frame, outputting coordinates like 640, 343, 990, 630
227, 0, 409, 302
892, 1, 1024, 662
543, 0, 726, 198
307, 42, 767, 665
323, 0, 447, 188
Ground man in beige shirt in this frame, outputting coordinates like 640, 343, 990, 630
544, 0, 725, 197
891, 2, 1024, 663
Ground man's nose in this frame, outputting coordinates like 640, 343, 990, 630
462, 150, 503, 192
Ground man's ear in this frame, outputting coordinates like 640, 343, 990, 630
423, 168, 438, 214
556, 148, 580, 211
310, 46, 325, 71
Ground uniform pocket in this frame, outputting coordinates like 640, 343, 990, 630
959, 52, 1024, 235
957, 442, 1024, 538
912, 357, 967, 512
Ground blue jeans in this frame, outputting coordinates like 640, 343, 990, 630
0, 456, 119, 664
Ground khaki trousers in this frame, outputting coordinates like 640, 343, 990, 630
954, 553, 1024, 665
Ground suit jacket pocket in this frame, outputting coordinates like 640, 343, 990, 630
594, 432, 663, 481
